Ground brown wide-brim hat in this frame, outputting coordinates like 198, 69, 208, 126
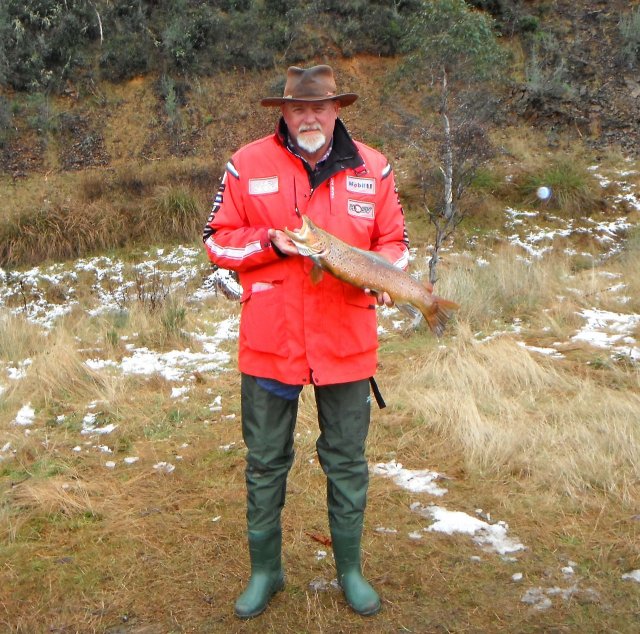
261, 65, 358, 107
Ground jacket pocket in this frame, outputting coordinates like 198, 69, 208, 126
335, 285, 378, 358
239, 280, 290, 357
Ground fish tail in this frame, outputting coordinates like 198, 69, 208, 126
421, 296, 459, 337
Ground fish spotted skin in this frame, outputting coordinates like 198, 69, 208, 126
283, 216, 459, 337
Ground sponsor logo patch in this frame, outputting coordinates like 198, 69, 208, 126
248, 176, 279, 195
347, 199, 375, 219
346, 176, 376, 194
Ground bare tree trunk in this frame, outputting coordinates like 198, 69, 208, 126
92, 3, 103, 45
429, 66, 454, 285
441, 68, 454, 224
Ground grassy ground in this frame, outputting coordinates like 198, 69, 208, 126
1, 79, 639, 631
1, 224, 639, 632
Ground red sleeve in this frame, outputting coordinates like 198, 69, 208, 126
370, 163, 410, 270
202, 162, 283, 272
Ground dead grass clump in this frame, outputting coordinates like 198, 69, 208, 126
127, 293, 193, 351
392, 325, 640, 503
78, 169, 110, 203
609, 225, 640, 313
0, 201, 126, 267
443, 245, 570, 331
9, 477, 98, 519
12, 328, 115, 409
0, 312, 46, 362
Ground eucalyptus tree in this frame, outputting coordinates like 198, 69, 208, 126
400, 0, 508, 284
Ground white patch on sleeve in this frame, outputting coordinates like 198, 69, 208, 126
248, 176, 279, 195
394, 248, 410, 270
226, 162, 239, 179
205, 238, 264, 261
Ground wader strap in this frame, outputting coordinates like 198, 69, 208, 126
369, 377, 386, 409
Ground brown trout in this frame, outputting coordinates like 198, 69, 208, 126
283, 216, 459, 337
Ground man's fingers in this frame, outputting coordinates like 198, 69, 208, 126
365, 289, 394, 307
269, 229, 299, 256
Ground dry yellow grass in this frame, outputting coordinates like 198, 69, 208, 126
391, 325, 640, 504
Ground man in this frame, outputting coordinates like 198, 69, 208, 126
203, 65, 409, 619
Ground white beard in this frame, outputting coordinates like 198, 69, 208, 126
295, 127, 326, 154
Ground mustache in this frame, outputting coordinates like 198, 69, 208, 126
298, 124, 322, 133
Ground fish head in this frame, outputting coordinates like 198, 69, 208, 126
283, 216, 328, 257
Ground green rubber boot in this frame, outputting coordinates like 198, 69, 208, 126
234, 527, 285, 619
331, 527, 381, 616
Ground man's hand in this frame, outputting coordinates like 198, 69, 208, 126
364, 288, 394, 307
268, 228, 300, 256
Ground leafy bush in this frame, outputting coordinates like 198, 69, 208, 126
0, 0, 96, 91
524, 32, 574, 101
99, 33, 152, 82
331, 5, 404, 57
161, 3, 225, 72
0, 0, 428, 92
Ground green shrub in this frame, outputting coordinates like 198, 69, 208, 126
0, 0, 96, 91
99, 33, 152, 82
524, 32, 574, 100
0, 0, 428, 89
516, 159, 602, 215
401, 0, 508, 83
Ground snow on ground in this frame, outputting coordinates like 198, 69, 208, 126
372, 460, 448, 496
572, 308, 640, 361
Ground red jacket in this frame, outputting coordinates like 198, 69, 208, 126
203, 119, 409, 386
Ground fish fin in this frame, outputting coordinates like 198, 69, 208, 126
296, 243, 319, 257
397, 303, 423, 330
422, 296, 459, 338
310, 263, 324, 284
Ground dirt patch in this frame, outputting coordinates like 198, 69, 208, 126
58, 111, 110, 171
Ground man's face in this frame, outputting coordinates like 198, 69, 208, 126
281, 100, 340, 156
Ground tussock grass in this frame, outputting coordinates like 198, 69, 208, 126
515, 157, 604, 215
143, 185, 204, 242
8, 328, 114, 410
0, 158, 217, 267
392, 325, 640, 504
0, 312, 46, 362
0, 200, 127, 267
441, 244, 572, 332
127, 293, 193, 351
610, 225, 640, 313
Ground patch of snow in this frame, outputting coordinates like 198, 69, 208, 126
411, 502, 526, 556
13, 404, 35, 426
372, 460, 448, 496
622, 570, 640, 583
